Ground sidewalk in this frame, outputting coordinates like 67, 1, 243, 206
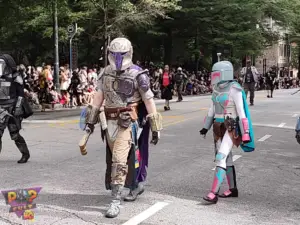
32, 94, 212, 113
25, 94, 211, 122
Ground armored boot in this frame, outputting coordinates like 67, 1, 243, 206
203, 166, 226, 204
105, 184, 123, 218
15, 135, 30, 164
124, 182, 145, 202
220, 166, 238, 198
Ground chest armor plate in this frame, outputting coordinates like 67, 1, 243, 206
212, 83, 236, 116
0, 77, 13, 100
102, 71, 137, 107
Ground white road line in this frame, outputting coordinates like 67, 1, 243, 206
258, 134, 272, 142
292, 114, 298, 117
122, 202, 169, 225
232, 155, 242, 161
278, 123, 286, 127
252, 123, 294, 130
212, 155, 242, 170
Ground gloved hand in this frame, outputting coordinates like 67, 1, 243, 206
199, 128, 208, 136
150, 131, 160, 145
86, 123, 95, 134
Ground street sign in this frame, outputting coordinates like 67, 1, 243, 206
67, 24, 75, 34
67, 25, 74, 34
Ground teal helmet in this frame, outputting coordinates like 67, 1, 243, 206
211, 61, 234, 85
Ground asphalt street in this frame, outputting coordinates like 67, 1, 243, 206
0, 89, 300, 225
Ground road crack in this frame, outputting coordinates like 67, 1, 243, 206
42, 205, 99, 225
0, 216, 22, 225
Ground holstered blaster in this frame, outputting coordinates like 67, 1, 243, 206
78, 127, 91, 155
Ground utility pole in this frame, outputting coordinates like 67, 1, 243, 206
298, 46, 300, 79
67, 23, 77, 74
53, 0, 60, 92
103, 0, 108, 67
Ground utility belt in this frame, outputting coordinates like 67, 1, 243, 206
104, 103, 139, 128
213, 116, 240, 140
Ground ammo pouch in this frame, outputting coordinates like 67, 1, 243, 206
224, 117, 236, 132
117, 112, 132, 128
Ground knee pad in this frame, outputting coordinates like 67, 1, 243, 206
11, 133, 24, 142
10, 132, 20, 141
111, 163, 128, 185
215, 152, 227, 169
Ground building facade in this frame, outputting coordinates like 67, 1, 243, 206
255, 17, 292, 76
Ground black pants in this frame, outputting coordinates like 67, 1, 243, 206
243, 82, 255, 104
176, 83, 183, 101
0, 107, 29, 154
267, 84, 274, 97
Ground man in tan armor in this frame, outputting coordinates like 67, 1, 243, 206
83, 37, 162, 218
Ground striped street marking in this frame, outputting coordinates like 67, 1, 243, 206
258, 134, 272, 142
212, 155, 242, 170
278, 123, 286, 127
292, 114, 298, 117
122, 202, 170, 225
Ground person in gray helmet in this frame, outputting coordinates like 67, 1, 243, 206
0, 54, 32, 163
174, 67, 186, 102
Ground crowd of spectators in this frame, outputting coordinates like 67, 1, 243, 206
148, 66, 212, 99
20, 62, 300, 111
22, 64, 98, 111
20, 62, 213, 111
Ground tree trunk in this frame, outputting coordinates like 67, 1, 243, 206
212, 48, 218, 65
163, 29, 172, 65
298, 46, 300, 79
195, 27, 199, 73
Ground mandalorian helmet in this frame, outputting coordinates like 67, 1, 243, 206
0, 54, 17, 77
108, 37, 133, 71
211, 61, 234, 85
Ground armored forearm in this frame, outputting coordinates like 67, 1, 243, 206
203, 103, 215, 130
203, 116, 214, 130
99, 104, 107, 130
232, 87, 250, 142
85, 105, 100, 124
144, 98, 163, 132
239, 118, 250, 141
14, 96, 24, 116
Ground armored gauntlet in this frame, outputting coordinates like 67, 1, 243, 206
147, 112, 163, 132
240, 118, 250, 142
147, 112, 162, 145
14, 96, 24, 116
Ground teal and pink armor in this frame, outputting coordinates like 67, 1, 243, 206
201, 61, 254, 204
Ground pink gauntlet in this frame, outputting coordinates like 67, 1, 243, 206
241, 118, 250, 142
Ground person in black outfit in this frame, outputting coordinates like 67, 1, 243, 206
68, 71, 81, 107
174, 67, 187, 102
0, 54, 31, 163
266, 66, 277, 98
